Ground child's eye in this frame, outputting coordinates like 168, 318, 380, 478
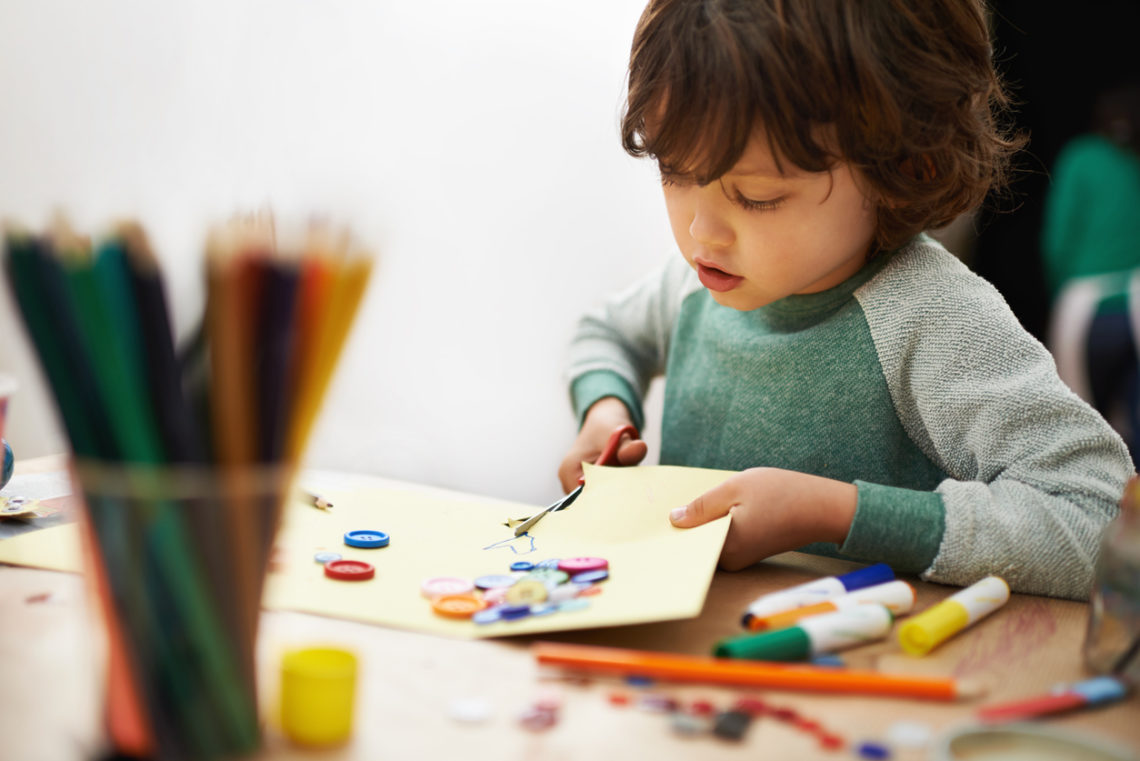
734, 190, 784, 212
659, 167, 697, 188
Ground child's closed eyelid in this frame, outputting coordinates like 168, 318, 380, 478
731, 187, 785, 212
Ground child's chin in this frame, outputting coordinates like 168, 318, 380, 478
708, 288, 770, 312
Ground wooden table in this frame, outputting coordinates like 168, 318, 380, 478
1, 456, 1137, 760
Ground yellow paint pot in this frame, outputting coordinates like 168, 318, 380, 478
280, 647, 358, 747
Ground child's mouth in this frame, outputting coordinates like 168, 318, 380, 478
696, 262, 744, 292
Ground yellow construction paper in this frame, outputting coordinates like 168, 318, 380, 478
0, 519, 83, 571
265, 464, 733, 638
0, 464, 735, 638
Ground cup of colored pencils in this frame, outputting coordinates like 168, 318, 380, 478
3, 214, 373, 759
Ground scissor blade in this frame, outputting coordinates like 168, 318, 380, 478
513, 485, 582, 537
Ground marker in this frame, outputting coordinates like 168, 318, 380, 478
532, 641, 977, 701
741, 563, 895, 628
716, 604, 893, 661
897, 576, 1009, 656
747, 580, 916, 631
977, 676, 1128, 723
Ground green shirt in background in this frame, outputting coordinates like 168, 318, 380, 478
1043, 134, 1140, 306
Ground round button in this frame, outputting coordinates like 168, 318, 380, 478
420, 576, 475, 599
474, 574, 517, 590
472, 607, 503, 625
526, 568, 570, 586
530, 602, 558, 616
558, 557, 608, 574
571, 569, 609, 584
499, 604, 531, 621
324, 559, 375, 581
314, 551, 342, 565
505, 579, 548, 605
431, 594, 486, 619
344, 530, 390, 548
510, 561, 535, 572
535, 558, 562, 569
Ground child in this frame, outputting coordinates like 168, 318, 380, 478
560, 0, 1134, 600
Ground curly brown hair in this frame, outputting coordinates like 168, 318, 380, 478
621, 0, 1025, 251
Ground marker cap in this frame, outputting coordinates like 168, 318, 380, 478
713, 626, 811, 662
897, 599, 970, 656
838, 563, 895, 592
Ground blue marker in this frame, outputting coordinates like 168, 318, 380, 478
740, 563, 894, 628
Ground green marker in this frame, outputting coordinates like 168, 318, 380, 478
715, 603, 894, 661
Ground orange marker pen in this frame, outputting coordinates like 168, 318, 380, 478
747, 580, 916, 631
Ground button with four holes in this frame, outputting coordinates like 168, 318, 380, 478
344, 530, 389, 548
324, 559, 375, 581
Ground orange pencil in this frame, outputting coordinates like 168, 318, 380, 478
532, 642, 978, 701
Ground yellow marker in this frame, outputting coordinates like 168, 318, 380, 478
898, 576, 1010, 656
280, 647, 358, 747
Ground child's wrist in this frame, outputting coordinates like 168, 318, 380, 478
823, 481, 858, 546
584, 396, 634, 427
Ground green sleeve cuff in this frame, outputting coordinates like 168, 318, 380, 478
834, 481, 945, 574
570, 370, 644, 430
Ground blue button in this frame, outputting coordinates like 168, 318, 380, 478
510, 561, 535, 572
535, 558, 561, 569
472, 608, 503, 625
571, 569, 609, 584
474, 574, 517, 590
499, 604, 531, 620
344, 530, 390, 548
530, 602, 558, 616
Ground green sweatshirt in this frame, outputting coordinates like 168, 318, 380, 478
568, 234, 1133, 600
1042, 134, 1140, 303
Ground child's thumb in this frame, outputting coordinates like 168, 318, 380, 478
669, 488, 733, 528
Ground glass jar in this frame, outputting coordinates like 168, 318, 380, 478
1084, 475, 1140, 683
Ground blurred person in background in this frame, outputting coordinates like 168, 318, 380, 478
1044, 82, 1140, 462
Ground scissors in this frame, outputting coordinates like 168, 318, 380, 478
513, 423, 640, 537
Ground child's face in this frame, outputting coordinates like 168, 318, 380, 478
661, 130, 878, 311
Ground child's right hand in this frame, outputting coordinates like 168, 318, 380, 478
558, 397, 648, 492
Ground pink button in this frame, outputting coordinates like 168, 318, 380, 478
557, 557, 608, 574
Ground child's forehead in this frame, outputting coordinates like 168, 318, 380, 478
660, 122, 811, 180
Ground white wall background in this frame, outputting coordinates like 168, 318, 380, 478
0, 0, 674, 505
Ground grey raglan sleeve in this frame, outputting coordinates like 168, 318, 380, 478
855, 239, 1133, 600
566, 256, 696, 429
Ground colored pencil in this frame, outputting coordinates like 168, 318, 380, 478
5, 213, 372, 759
532, 642, 976, 701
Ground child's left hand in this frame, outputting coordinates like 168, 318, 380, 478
668, 467, 858, 571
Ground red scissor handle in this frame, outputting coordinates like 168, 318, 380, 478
578, 423, 640, 485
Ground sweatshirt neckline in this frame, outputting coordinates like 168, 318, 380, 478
749, 247, 897, 326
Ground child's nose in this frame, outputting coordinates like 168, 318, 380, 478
688, 193, 735, 248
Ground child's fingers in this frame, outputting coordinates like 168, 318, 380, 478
616, 438, 648, 465
558, 456, 587, 493
669, 483, 736, 527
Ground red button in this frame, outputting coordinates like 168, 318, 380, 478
324, 559, 375, 581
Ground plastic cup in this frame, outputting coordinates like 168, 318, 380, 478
280, 647, 358, 747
